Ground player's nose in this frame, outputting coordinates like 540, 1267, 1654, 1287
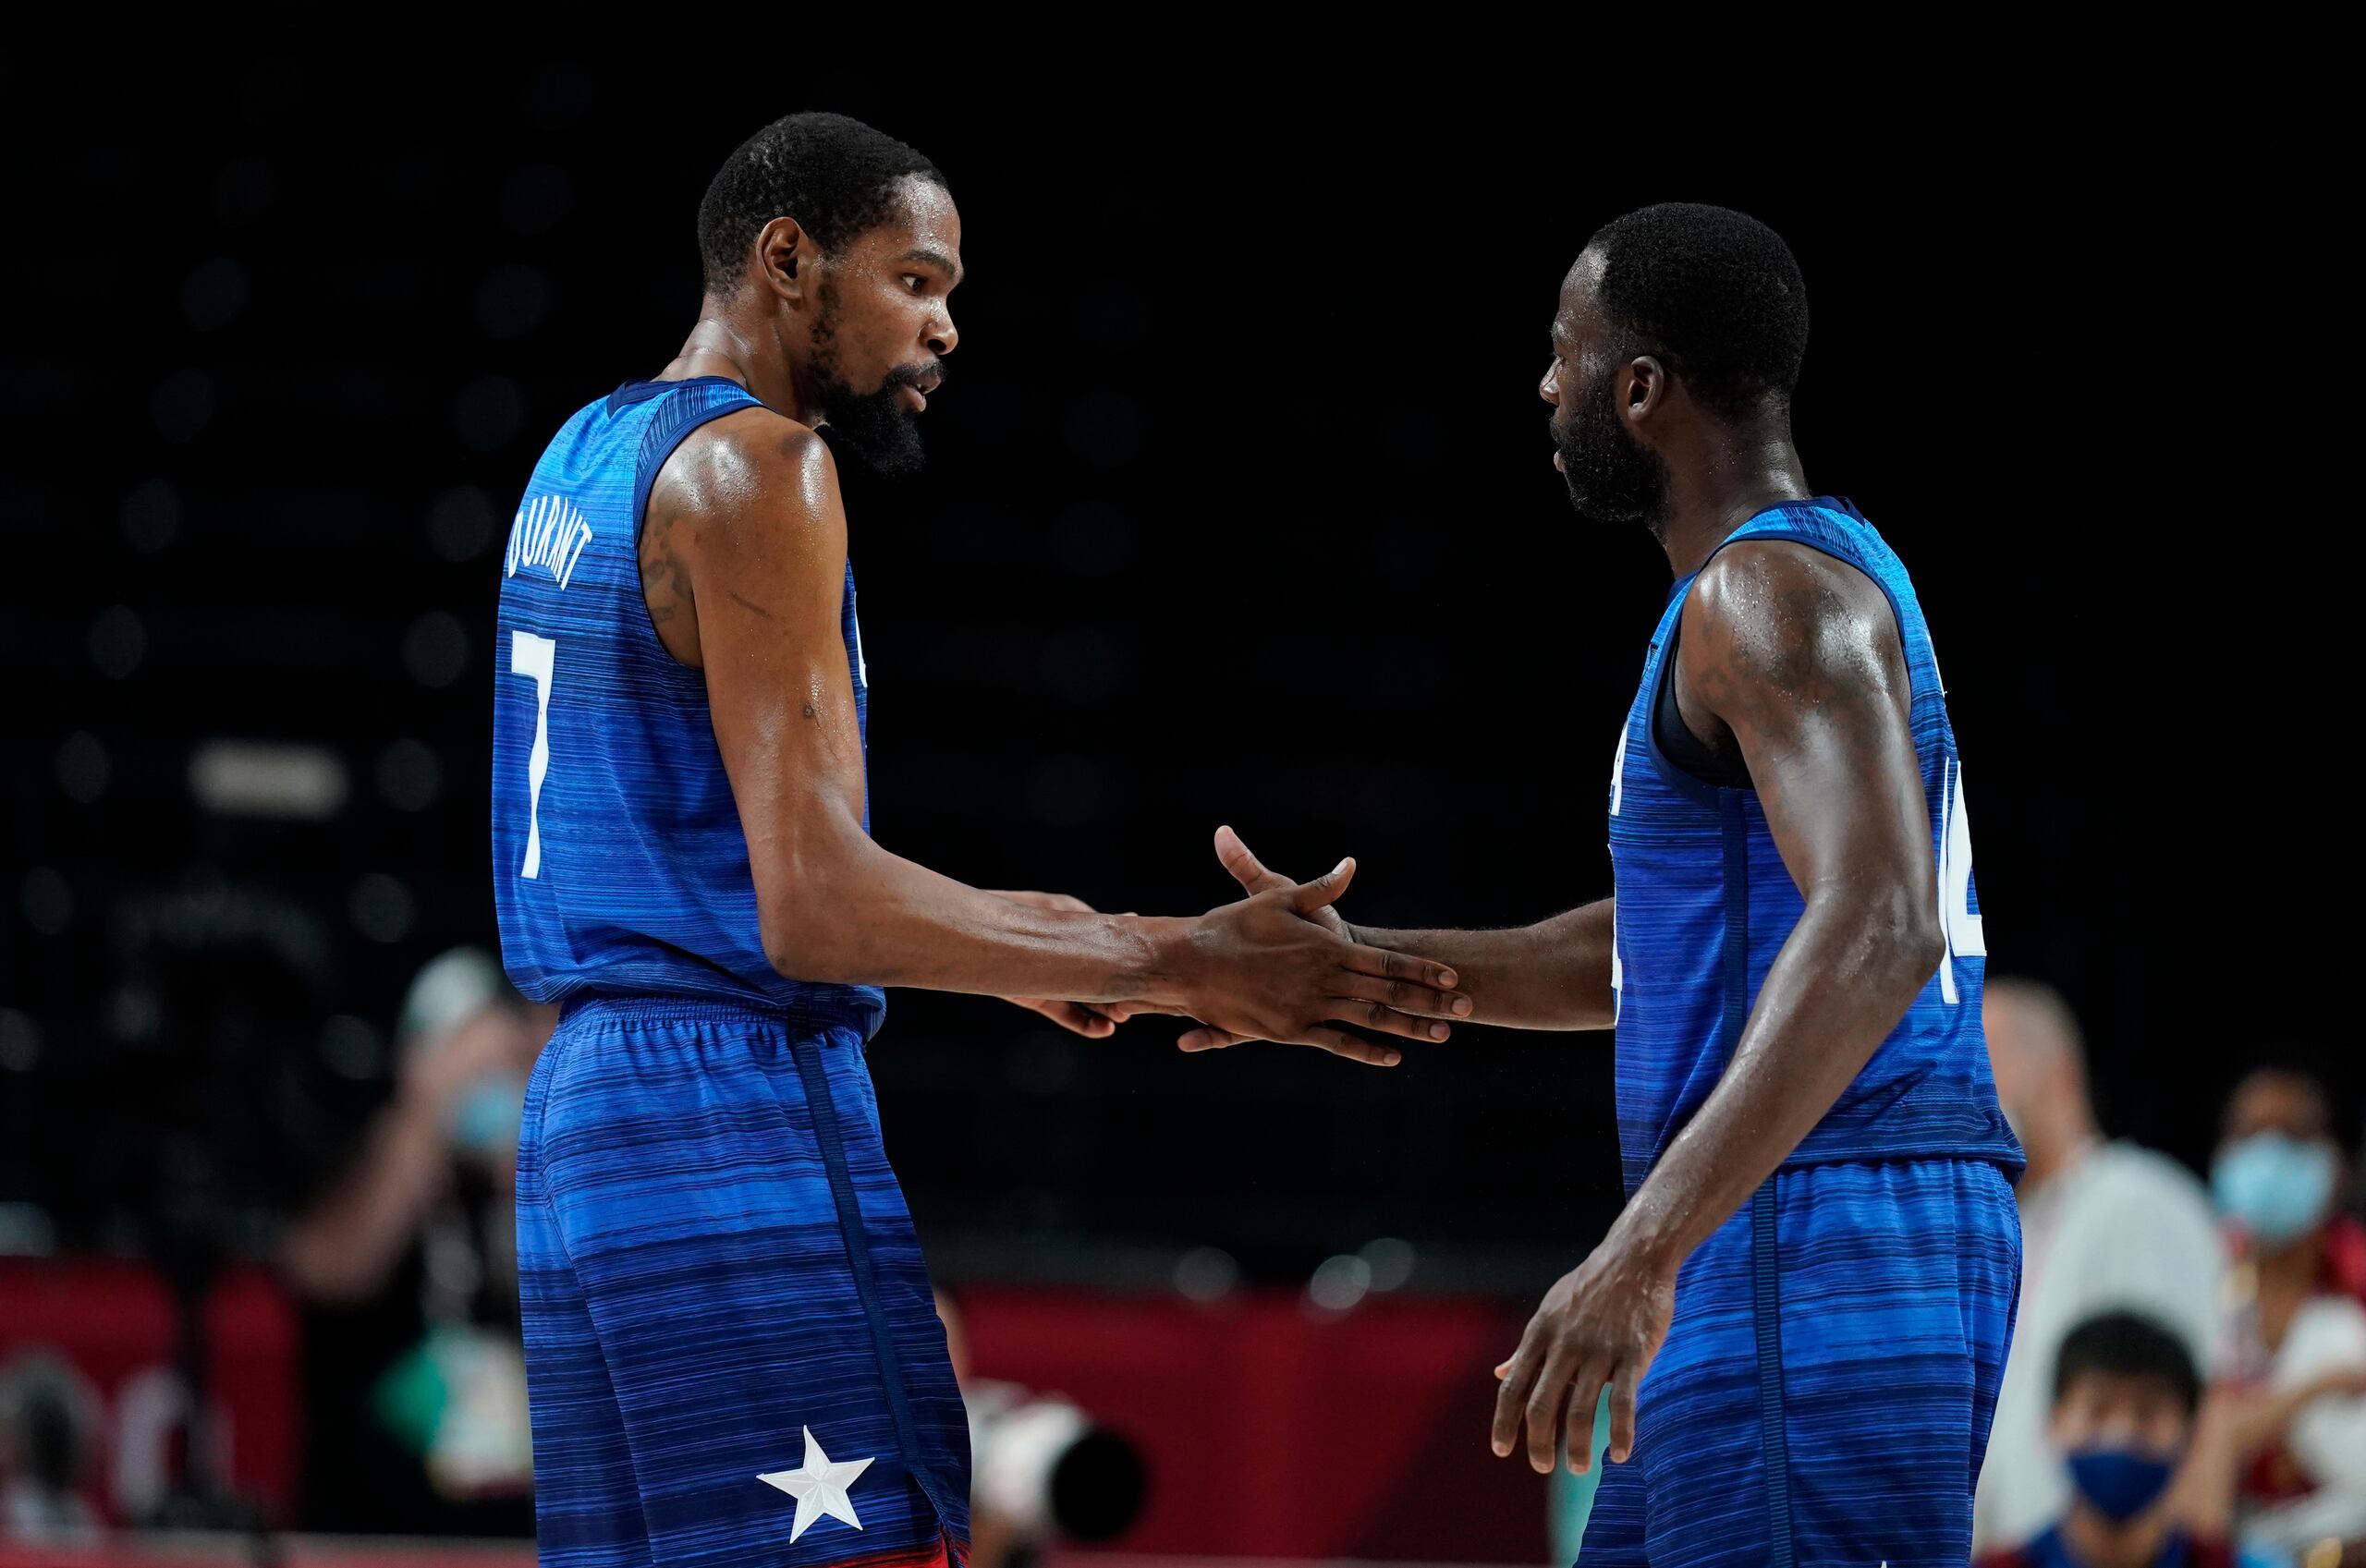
1538, 361, 1559, 405
928, 310, 957, 357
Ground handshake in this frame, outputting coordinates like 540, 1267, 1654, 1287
994, 825, 1470, 1067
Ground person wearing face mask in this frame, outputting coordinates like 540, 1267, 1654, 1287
1977, 979, 2226, 1553
278, 947, 553, 1535
2213, 1069, 2366, 1553
1979, 1311, 2237, 1568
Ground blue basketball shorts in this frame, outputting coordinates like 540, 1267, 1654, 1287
515, 997, 970, 1568
1578, 1158, 2021, 1566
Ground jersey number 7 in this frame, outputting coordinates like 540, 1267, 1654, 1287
510, 630, 557, 880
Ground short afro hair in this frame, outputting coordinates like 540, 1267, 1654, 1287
697, 112, 945, 296
1585, 202, 1810, 417
2052, 1311, 2201, 1416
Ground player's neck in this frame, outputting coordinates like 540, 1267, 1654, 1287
2060, 1499, 2173, 1568
1653, 417, 1811, 579
658, 305, 818, 426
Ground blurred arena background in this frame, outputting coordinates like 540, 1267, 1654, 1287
0, 49, 2355, 1568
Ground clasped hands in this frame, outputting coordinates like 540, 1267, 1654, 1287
993, 825, 1470, 1067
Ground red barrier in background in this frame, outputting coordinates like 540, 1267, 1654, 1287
0, 1259, 299, 1525
0, 1262, 1545, 1562
0, 1539, 533, 1567
958, 1286, 1550, 1562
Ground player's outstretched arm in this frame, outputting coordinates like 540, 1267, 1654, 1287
1491, 540, 1944, 1475
650, 412, 1468, 1065
1168, 828, 1613, 1041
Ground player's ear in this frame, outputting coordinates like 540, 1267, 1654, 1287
1622, 355, 1665, 426
755, 216, 815, 303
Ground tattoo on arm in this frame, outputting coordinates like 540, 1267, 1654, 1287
640, 499, 695, 631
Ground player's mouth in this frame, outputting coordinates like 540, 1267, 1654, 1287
1554, 450, 1566, 472
897, 372, 944, 415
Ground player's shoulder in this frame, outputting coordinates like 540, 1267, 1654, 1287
662, 403, 838, 517
1681, 534, 1896, 675
1692, 533, 1884, 621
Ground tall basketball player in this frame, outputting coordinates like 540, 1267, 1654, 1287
1180, 204, 2024, 1563
490, 113, 1467, 1567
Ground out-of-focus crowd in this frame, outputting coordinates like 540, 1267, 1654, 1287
1971, 978, 2366, 1568
2, 949, 549, 1542
5, 964, 2363, 1567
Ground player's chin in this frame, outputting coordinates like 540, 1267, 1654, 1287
836, 425, 929, 480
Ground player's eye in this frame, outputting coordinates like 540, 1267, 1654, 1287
903, 274, 927, 294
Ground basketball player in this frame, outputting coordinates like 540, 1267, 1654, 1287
1179, 204, 2024, 1563
490, 113, 1466, 1567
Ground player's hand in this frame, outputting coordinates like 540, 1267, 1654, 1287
1490, 1236, 1676, 1475
1174, 826, 1466, 1054
1170, 855, 1466, 1066
986, 890, 1132, 1039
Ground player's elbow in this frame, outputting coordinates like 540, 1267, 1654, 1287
758, 893, 866, 986
752, 833, 872, 984
1873, 886, 1946, 995
760, 917, 847, 985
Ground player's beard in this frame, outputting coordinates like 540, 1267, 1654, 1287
808, 283, 932, 480
1554, 371, 1669, 537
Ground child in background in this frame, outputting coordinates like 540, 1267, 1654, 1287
1978, 1311, 2237, 1568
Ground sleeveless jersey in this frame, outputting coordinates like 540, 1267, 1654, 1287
490, 376, 884, 1037
1606, 497, 2019, 1196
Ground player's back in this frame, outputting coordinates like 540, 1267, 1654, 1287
490, 375, 884, 1035
1606, 497, 2019, 1194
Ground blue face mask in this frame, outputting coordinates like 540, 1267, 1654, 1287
451, 1072, 526, 1153
2066, 1447, 2174, 1523
2212, 1133, 2336, 1246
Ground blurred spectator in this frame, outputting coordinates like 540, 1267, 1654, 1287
1977, 1310, 2241, 1568
934, 1290, 1147, 1568
2213, 1069, 2366, 1554
0, 1352, 102, 1547
1548, 1388, 1614, 1562
277, 948, 550, 1537
1977, 979, 2226, 1552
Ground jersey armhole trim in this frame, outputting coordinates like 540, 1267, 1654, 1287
1645, 606, 1753, 807
1700, 526, 1922, 704
626, 385, 770, 675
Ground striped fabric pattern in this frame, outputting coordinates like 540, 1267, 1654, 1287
1606, 497, 2023, 1196
494, 380, 947, 1563
491, 377, 884, 1036
517, 998, 971, 1566
1585, 499, 2027, 1562
1579, 1159, 2021, 1565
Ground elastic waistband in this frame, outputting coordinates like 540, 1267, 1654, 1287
557, 992, 869, 1040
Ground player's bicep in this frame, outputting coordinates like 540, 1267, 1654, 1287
1682, 545, 1930, 899
671, 424, 870, 891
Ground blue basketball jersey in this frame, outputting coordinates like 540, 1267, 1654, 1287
1605, 498, 2019, 1195
491, 376, 885, 1036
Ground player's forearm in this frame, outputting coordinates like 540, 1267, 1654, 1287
760, 829, 1188, 1006
1354, 899, 1615, 1030
1609, 889, 1940, 1268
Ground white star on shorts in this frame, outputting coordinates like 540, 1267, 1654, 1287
758, 1427, 876, 1542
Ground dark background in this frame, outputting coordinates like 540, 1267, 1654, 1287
1, 55, 2354, 1282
